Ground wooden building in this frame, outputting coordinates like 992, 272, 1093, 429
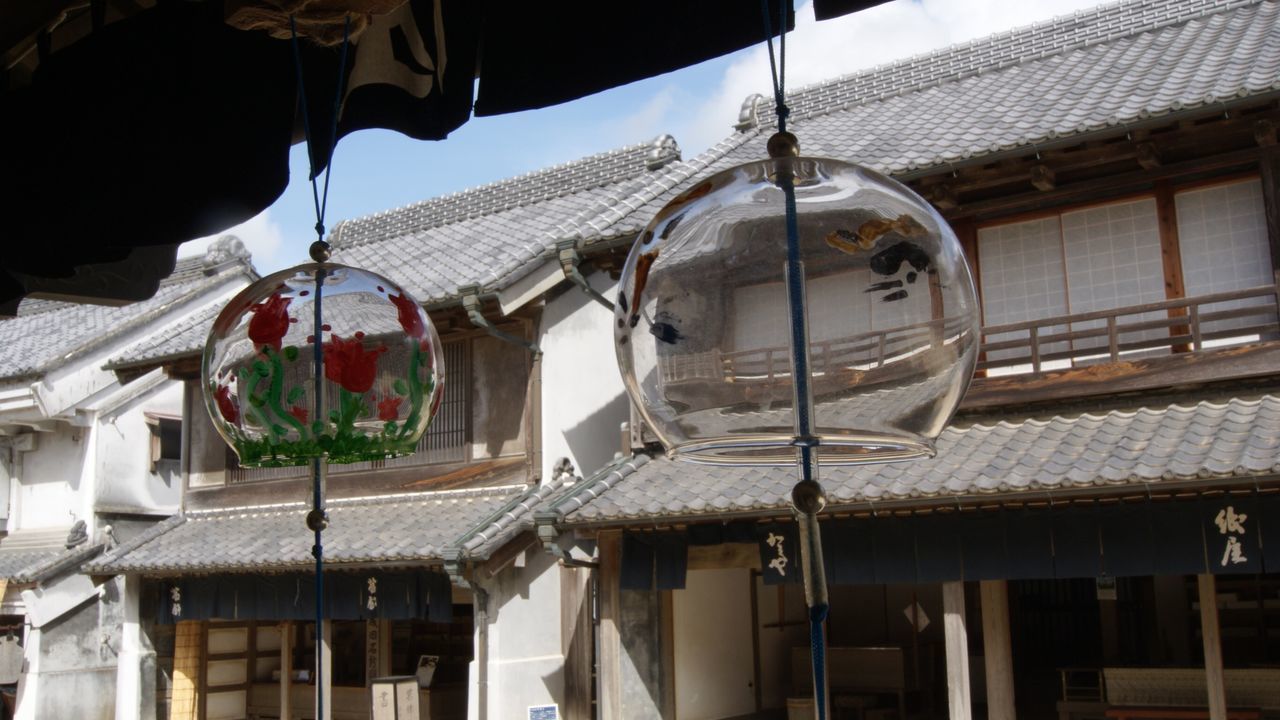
82, 1, 1280, 719
524, 0, 1280, 718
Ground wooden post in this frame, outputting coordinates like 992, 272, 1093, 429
377, 620, 391, 678
365, 620, 380, 688
280, 622, 292, 720
1259, 148, 1280, 316
561, 566, 594, 720
1198, 574, 1227, 720
597, 531, 623, 720
980, 580, 1016, 720
1155, 181, 1191, 351
943, 581, 973, 720
318, 620, 332, 720
661, 590, 676, 719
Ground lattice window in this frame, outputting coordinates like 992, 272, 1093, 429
1176, 179, 1272, 339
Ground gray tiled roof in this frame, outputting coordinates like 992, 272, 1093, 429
87, 485, 529, 575
0, 529, 87, 582
328, 133, 753, 306
107, 298, 226, 370
10, 543, 103, 584
760, 0, 1280, 177
553, 395, 1280, 525
0, 548, 60, 582
454, 472, 578, 559
0, 253, 254, 381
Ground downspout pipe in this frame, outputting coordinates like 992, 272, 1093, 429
459, 286, 540, 355
555, 240, 614, 312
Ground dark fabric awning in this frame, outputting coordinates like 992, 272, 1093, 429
618, 494, 1280, 590
145, 570, 454, 624
0, 0, 886, 311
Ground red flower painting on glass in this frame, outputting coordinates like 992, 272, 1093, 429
214, 384, 240, 424
247, 292, 294, 351
324, 333, 387, 394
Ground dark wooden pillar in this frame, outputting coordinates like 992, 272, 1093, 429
1259, 146, 1280, 314
561, 566, 593, 720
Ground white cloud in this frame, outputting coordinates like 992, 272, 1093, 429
179, 210, 286, 272
616, 87, 679, 145
676, 0, 1109, 155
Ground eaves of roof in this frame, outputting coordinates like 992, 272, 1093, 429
552, 395, 1280, 529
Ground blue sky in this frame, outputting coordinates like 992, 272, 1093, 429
183, 0, 1104, 273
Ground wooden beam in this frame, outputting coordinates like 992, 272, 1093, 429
1198, 574, 1227, 720
951, 146, 1264, 219
1030, 164, 1056, 191
687, 542, 761, 571
1256, 119, 1278, 147
961, 341, 1280, 410
943, 581, 973, 720
980, 580, 1016, 720
597, 530, 623, 720
1136, 141, 1162, 169
927, 182, 959, 210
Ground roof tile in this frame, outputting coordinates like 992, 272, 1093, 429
556, 395, 1280, 525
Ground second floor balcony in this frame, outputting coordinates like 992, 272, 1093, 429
656, 284, 1280, 413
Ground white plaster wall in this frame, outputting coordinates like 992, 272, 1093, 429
16, 428, 87, 530
478, 549, 566, 719
185, 381, 228, 488
95, 382, 183, 514
673, 568, 756, 720
538, 270, 629, 483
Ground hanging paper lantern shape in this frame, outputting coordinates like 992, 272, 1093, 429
615, 157, 980, 466
203, 264, 444, 467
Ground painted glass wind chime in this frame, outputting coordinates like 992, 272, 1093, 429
200, 17, 443, 720
613, 3, 980, 717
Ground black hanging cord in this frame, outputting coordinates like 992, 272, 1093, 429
288, 16, 351, 720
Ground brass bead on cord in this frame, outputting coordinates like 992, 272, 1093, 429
767, 131, 800, 159
309, 240, 331, 263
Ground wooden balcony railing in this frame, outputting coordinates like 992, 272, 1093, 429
978, 285, 1279, 377
656, 285, 1280, 391
658, 316, 973, 388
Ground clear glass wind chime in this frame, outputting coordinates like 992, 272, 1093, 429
613, 3, 980, 717
200, 17, 444, 720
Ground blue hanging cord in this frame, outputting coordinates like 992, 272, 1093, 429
290, 14, 351, 242
759, 0, 792, 132
288, 16, 351, 720
810, 603, 830, 719
781, 172, 814, 482
762, 4, 830, 720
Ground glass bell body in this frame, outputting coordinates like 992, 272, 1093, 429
614, 157, 980, 466
203, 263, 444, 467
